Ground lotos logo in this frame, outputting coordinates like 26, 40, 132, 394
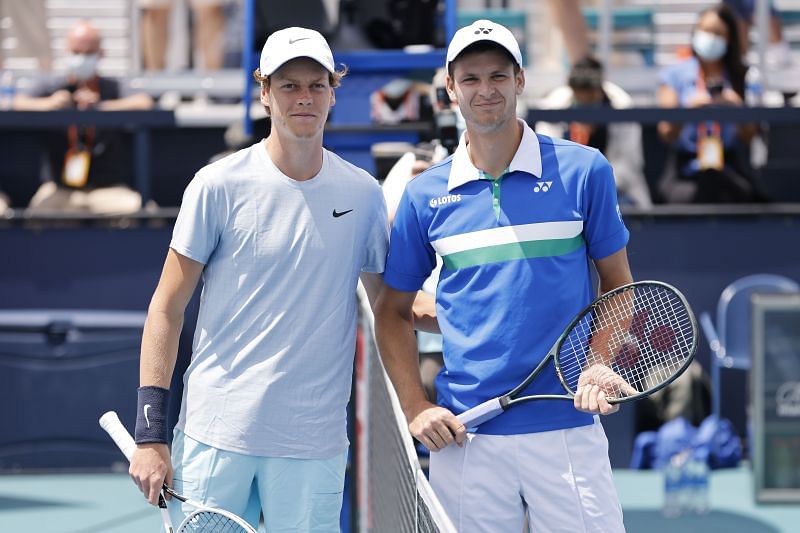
429, 194, 462, 208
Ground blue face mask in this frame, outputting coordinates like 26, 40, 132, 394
692, 30, 727, 62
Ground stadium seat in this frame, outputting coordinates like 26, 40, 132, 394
456, 9, 528, 65
700, 274, 800, 421
779, 10, 800, 50
582, 7, 655, 65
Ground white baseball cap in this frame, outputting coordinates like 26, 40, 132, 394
259, 27, 335, 76
446, 19, 523, 71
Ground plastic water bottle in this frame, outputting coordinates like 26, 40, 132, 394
0, 70, 15, 110
689, 456, 710, 514
662, 451, 686, 517
745, 66, 769, 168
682, 454, 710, 514
745, 66, 763, 107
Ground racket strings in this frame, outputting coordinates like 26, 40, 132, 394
177, 510, 253, 533
558, 284, 695, 399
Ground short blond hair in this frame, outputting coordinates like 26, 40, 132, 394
252, 63, 348, 90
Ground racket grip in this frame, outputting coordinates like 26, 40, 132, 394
457, 397, 504, 428
99, 411, 137, 462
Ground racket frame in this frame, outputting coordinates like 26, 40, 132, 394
458, 280, 698, 427
99, 411, 258, 533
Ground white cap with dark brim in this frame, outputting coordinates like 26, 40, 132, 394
259, 27, 335, 76
446, 19, 523, 70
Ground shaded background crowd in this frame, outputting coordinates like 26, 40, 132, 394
1, 0, 799, 216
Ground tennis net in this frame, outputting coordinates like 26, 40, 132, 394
355, 287, 455, 533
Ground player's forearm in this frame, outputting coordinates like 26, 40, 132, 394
139, 308, 183, 388
375, 307, 432, 420
98, 93, 154, 111
412, 291, 440, 333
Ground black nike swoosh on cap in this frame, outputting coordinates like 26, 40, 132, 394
332, 209, 353, 218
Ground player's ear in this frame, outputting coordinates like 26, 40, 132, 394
445, 75, 457, 102
515, 68, 525, 96
260, 83, 270, 109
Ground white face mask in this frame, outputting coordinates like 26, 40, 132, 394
66, 53, 99, 82
692, 30, 727, 62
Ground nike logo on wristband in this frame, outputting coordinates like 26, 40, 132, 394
144, 404, 151, 428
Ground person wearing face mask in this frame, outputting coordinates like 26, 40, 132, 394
656, 4, 768, 204
13, 20, 154, 215
536, 56, 652, 209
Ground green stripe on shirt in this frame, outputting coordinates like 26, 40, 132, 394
442, 234, 585, 269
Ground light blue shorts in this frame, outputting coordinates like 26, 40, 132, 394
169, 430, 346, 532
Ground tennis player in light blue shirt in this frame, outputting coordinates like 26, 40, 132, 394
126, 27, 435, 532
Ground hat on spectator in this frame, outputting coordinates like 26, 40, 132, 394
446, 20, 522, 70
259, 27, 335, 76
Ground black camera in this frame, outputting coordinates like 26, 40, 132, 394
432, 86, 458, 154
435, 86, 451, 107
707, 78, 724, 97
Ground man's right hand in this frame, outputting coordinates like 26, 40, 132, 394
129, 443, 172, 506
408, 402, 467, 452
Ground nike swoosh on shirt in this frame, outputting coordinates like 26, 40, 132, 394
332, 209, 353, 218
144, 404, 151, 428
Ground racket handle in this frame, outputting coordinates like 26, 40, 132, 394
99, 411, 137, 462
457, 397, 504, 428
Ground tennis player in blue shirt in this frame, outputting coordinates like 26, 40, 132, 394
375, 20, 633, 532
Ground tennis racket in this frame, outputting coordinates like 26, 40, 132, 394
457, 280, 698, 428
99, 411, 257, 533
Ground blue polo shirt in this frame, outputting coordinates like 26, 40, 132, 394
384, 120, 629, 435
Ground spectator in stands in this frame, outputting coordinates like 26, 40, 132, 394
0, 191, 9, 215
724, 0, 791, 67
657, 4, 768, 203
139, 0, 228, 71
375, 19, 631, 532
13, 20, 154, 215
369, 77, 427, 125
636, 360, 712, 434
536, 56, 652, 208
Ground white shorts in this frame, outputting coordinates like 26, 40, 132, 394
429, 419, 625, 533
170, 430, 346, 532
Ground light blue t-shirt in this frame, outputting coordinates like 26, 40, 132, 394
172, 141, 388, 458
383, 121, 629, 435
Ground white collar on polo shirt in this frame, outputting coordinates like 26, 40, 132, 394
447, 118, 543, 192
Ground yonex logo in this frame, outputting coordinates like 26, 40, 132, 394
533, 181, 553, 193
429, 194, 462, 208
474, 28, 493, 35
